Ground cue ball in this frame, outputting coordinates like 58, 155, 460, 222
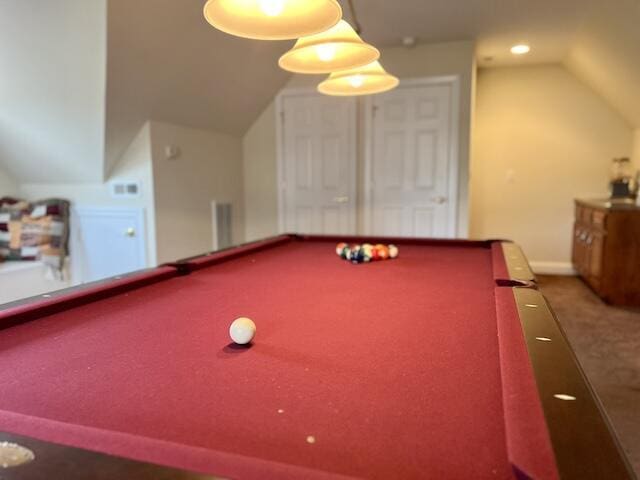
388, 244, 399, 259
230, 317, 256, 345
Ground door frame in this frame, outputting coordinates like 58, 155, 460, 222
275, 87, 357, 234
70, 206, 147, 284
363, 75, 461, 238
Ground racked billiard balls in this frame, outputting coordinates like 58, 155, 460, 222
362, 244, 374, 261
338, 244, 351, 260
350, 245, 364, 264
336, 242, 348, 256
377, 245, 390, 260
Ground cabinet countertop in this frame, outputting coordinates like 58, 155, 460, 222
576, 198, 640, 211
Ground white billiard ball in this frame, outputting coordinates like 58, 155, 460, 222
388, 244, 399, 259
229, 317, 256, 345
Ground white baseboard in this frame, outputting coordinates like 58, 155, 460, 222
529, 261, 576, 276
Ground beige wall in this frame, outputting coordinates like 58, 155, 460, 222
242, 41, 476, 239
150, 121, 244, 264
0, 168, 18, 197
19, 119, 248, 269
633, 129, 640, 170
243, 102, 279, 242
471, 65, 633, 272
20, 122, 157, 267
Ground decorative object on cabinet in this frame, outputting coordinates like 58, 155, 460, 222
609, 157, 634, 199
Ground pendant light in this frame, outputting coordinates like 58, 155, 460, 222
203, 0, 342, 41
318, 61, 399, 96
278, 20, 379, 74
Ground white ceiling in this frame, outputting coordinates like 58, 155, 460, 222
105, 0, 617, 174
105, 0, 291, 175
1, 0, 638, 184
0, 0, 106, 183
351, 0, 602, 67
565, 0, 640, 127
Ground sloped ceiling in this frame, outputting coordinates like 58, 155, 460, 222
106, 0, 614, 175
104, 0, 291, 176
353, 0, 602, 67
1, 0, 638, 183
565, 0, 640, 128
0, 0, 106, 183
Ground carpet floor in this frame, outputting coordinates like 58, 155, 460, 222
537, 275, 640, 476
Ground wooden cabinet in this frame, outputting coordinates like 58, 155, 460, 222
573, 199, 640, 305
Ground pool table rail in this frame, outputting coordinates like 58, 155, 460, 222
0, 266, 179, 330
510, 287, 635, 480
0, 431, 221, 480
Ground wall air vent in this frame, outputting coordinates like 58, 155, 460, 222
110, 181, 141, 199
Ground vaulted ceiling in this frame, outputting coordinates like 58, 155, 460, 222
565, 0, 640, 128
105, 0, 291, 175
0, 0, 106, 183
0, 0, 638, 184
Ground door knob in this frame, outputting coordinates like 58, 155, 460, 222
332, 196, 350, 204
125, 227, 136, 237
431, 196, 447, 205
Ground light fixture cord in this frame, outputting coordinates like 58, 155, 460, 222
347, 0, 363, 34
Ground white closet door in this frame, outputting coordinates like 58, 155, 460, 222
279, 93, 356, 235
366, 78, 459, 238
72, 207, 147, 283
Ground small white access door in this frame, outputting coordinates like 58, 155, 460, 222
72, 207, 147, 283
278, 91, 357, 235
365, 77, 460, 238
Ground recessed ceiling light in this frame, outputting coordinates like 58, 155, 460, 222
511, 44, 531, 55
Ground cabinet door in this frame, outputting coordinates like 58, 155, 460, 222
588, 231, 604, 279
572, 223, 587, 274
572, 223, 581, 269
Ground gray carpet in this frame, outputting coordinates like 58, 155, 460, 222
537, 275, 640, 476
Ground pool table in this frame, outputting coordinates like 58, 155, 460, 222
0, 235, 633, 480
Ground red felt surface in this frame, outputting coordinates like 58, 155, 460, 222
491, 242, 510, 283
0, 240, 551, 479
